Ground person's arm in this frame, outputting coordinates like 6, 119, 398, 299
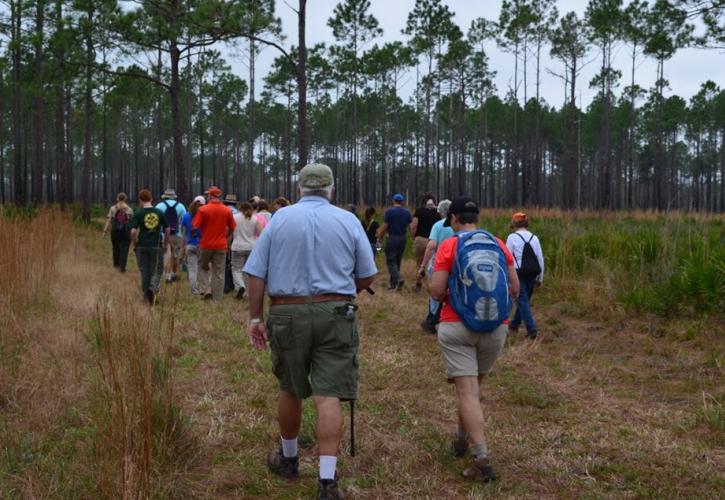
508, 263, 520, 299
131, 228, 138, 249
410, 216, 419, 238
102, 208, 113, 236
246, 275, 268, 350
355, 276, 375, 293
533, 236, 544, 284
430, 269, 449, 302
255, 219, 262, 237
376, 222, 388, 239
418, 240, 438, 278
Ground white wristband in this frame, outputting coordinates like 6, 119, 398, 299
249, 318, 263, 325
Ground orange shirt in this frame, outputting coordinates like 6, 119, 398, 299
192, 200, 236, 250
433, 233, 514, 323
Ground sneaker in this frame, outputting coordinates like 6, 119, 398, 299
452, 434, 468, 458
267, 446, 298, 479
396, 280, 405, 291
462, 456, 497, 483
387, 284, 396, 291
317, 477, 343, 499
144, 289, 155, 305
236, 287, 246, 300
527, 331, 538, 340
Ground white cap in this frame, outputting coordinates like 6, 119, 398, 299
193, 195, 206, 205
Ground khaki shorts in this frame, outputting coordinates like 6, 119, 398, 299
165, 234, 183, 260
268, 301, 359, 400
437, 322, 507, 379
413, 236, 429, 262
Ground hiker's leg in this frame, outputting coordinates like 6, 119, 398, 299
521, 275, 538, 334
170, 236, 181, 275
150, 247, 164, 292
230, 251, 245, 292
197, 249, 212, 295
278, 391, 302, 439
240, 251, 251, 290
395, 236, 405, 271
186, 245, 199, 294
515, 276, 535, 334
211, 251, 226, 301
136, 248, 149, 293
117, 234, 130, 272
454, 376, 485, 451
312, 396, 343, 457
384, 240, 398, 287
111, 231, 120, 268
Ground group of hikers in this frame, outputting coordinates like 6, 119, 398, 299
102, 163, 545, 499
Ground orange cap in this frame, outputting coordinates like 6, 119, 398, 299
207, 186, 222, 197
512, 212, 527, 223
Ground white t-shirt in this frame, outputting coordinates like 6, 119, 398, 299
231, 213, 259, 252
505, 229, 545, 282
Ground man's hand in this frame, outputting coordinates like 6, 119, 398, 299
417, 266, 426, 279
248, 322, 268, 350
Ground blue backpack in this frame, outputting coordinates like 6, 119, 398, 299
448, 230, 511, 333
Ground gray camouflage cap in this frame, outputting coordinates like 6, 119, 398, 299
299, 163, 334, 189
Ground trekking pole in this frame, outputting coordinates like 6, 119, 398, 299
350, 400, 356, 457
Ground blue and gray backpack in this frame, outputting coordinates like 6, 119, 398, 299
448, 230, 511, 333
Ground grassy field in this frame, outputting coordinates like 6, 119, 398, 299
1, 209, 723, 498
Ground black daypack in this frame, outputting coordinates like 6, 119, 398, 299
163, 200, 179, 233
516, 233, 542, 276
111, 208, 129, 232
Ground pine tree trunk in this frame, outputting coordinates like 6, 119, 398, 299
296, 0, 308, 170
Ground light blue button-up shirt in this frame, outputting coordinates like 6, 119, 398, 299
243, 196, 377, 296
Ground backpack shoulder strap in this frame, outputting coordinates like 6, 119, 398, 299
528, 233, 535, 243
516, 232, 527, 243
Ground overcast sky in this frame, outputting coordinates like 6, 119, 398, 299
230, 0, 723, 108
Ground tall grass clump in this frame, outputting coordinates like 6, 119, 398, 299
0, 209, 70, 398
478, 209, 725, 318
90, 289, 194, 498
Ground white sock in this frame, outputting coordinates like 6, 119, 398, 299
319, 455, 337, 480
281, 436, 298, 458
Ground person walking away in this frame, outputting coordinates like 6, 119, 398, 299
257, 199, 272, 223
181, 196, 205, 294
362, 207, 380, 257
244, 163, 377, 499
429, 197, 519, 482
103, 192, 134, 272
193, 186, 236, 301
411, 193, 439, 292
417, 199, 454, 333
271, 197, 290, 216
155, 189, 187, 283
377, 193, 412, 290
230, 202, 262, 299
506, 212, 544, 339
129, 189, 170, 304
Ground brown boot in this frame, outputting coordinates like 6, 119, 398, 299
452, 434, 469, 458
267, 446, 299, 479
317, 476, 343, 499
462, 456, 497, 483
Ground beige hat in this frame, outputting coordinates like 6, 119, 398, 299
299, 163, 334, 189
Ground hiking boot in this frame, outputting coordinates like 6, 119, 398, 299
462, 456, 497, 483
452, 434, 469, 458
236, 287, 246, 300
144, 289, 155, 305
396, 280, 405, 291
267, 446, 298, 479
317, 477, 343, 499
509, 323, 520, 333
201, 293, 213, 301
527, 331, 538, 340
420, 320, 437, 335
387, 284, 396, 291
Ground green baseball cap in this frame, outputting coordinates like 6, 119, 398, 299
299, 163, 334, 189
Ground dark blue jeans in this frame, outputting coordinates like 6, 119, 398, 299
511, 272, 538, 335
385, 234, 406, 287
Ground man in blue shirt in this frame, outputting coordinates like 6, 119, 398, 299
377, 193, 412, 290
155, 189, 187, 283
244, 163, 377, 499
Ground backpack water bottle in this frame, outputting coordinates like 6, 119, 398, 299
448, 230, 510, 333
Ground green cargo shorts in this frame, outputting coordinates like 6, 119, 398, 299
267, 301, 359, 400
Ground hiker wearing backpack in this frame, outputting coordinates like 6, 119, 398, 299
181, 196, 206, 294
155, 189, 187, 284
429, 197, 519, 483
129, 189, 170, 304
244, 164, 377, 500
102, 193, 134, 273
506, 212, 544, 339
411, 193, 440, 293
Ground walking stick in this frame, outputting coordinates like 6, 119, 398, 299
350, 400, 356, 457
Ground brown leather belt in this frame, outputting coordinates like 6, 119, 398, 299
270, 294, 353, 306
